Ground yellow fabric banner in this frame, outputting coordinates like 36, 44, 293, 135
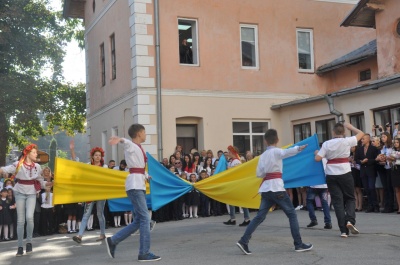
53, 158, 149, 205
194, 157, 262, 209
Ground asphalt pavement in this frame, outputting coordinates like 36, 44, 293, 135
1, 209, 399, 265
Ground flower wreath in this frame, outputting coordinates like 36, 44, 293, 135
227, 145, 240, 161
15, 143, 38, 176
90, 147, 105, 166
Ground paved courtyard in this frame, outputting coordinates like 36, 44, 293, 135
1, 210, 399, 265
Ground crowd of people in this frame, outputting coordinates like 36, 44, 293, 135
1, 122, 400, 259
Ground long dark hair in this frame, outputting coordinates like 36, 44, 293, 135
182, 154, 193, 170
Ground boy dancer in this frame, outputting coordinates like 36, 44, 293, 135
106, 124, 161, 262
237, 129, 312, 255
315, 122, 364, 238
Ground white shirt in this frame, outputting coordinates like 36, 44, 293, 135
1, 162, 43, 195
258, 146, 301, 192
381, 146, 393, 169
41, 192, 53, 208
317, 136, 357, 175
228, 158, 241, 169
122, 138, 147, 191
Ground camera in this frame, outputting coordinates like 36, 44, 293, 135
374, 125, 380, 129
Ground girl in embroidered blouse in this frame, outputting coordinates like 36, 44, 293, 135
70, 140, 108, 244
0, 144, 51, 257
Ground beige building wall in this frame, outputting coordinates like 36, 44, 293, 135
375, 0, 400, 77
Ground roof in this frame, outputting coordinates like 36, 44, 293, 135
341, 0, 385, 28
63, 0, 86, 19
316, 39, 376, 74
270, 73, 400, 110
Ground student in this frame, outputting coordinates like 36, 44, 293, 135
0, 188, 13, 241
187, 174, 200, 218
237, 129, 312, 255
0, 144, 51, 256
40, 186, 54, 235
224, 146, 251, 227
315, 122, 364, 238
106, 124, 161, 262
71, 141, 108, 243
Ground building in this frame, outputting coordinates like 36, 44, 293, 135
63, 0, 399, 162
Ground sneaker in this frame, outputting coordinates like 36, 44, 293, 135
194, 215, 198, 218
239, 220, 251, 227
189, 215, 193, 219
324, 223, 332, 229
236, 242, 252, 255
223, 219, 236, 225
26, 243, 32, 254
346, 221, 359, 234
150, 221, 156, 232
16, 247, 23, 257
340, 233, 348, 238
138, 252, 161, 262
294, 243, 313, 252
307, 220, 318, 228
295, 205, 303, 210
105, 237, 116, 258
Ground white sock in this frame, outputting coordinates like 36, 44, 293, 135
124, 214, 128, 225
9, 224, 13, 238
117, 216, 121, 226
87, 215, 93, 229
77, 221, 81, 230
194, 206, 198, 217
189, 206, 193, 217
128, 213, 132, 224
114, 216, 118, 227
72, 220, 76, 231
67, 220, 72, 231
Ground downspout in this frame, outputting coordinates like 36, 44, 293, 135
324, 95, 344, 122
154, 0, 163, 161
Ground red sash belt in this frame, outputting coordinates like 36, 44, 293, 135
260, 172, 282, 186
18, 179, 41, 191
327, 158, 349, 164
129, 168, 145, 174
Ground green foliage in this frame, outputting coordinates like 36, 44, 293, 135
49, 138, 57, 171
57, 149, 68, 159
0, 0, 86, 164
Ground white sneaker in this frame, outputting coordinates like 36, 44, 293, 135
189, 215, 193, 219
295, 205, 303, 211
340, 233, 348, 238
346, 222, 359, 234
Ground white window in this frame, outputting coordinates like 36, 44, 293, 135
232, 121, 268, 156
296, 28, 314, 72
178, 18, 199, 65
240, 24, 259, 69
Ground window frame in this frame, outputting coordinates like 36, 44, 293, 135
296, 28, 315, 73
100, 42, 105, 87
359, 69, 371, 82
178, 18, 199, 66
110, 33, 116, 80
349, 113, 365, 136
240, 24, 259, 69
232, 120, 268, 156
293, 122, 311, 143
373, 104, 400, 136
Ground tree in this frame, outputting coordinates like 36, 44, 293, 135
49, 138, 57, 172
0, 0, 86, 164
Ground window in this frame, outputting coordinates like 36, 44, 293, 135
374, 105, 400, 136
293, 123, 311, 143
315, 119, 336, 145
240, 24, 259, 68
176, 124, 198, 154
110, 34, 116, 80
359, 69, 371, 81
178, 18, 198, 65
296, 29, 314, 72
349, 113, 365, 136
100, 43, 105, 86
232, 121, 268, 156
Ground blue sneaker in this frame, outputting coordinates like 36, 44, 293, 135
138, 252, 161, 262
295, 243, 313, 252
236, 242, 252, 255
106, 237, 116, 258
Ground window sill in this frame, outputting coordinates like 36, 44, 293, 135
180, 63, 199, 67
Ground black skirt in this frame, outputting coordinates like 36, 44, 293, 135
391, 165, 400, 187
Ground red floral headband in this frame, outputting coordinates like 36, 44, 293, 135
23, 144, 38, 156
227, 145, 240, 160
90, 147, 105, 157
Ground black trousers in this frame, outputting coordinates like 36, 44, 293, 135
326, 172, 356, 234
40, 208, 54, 235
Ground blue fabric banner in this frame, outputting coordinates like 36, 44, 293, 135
282, 134, 325, 188
147, 154, 193, 211
214, 154, 227, 174
108, 196, 152, 212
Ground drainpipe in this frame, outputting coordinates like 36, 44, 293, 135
324, 95, 344, 122
154, 0, 163, 161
